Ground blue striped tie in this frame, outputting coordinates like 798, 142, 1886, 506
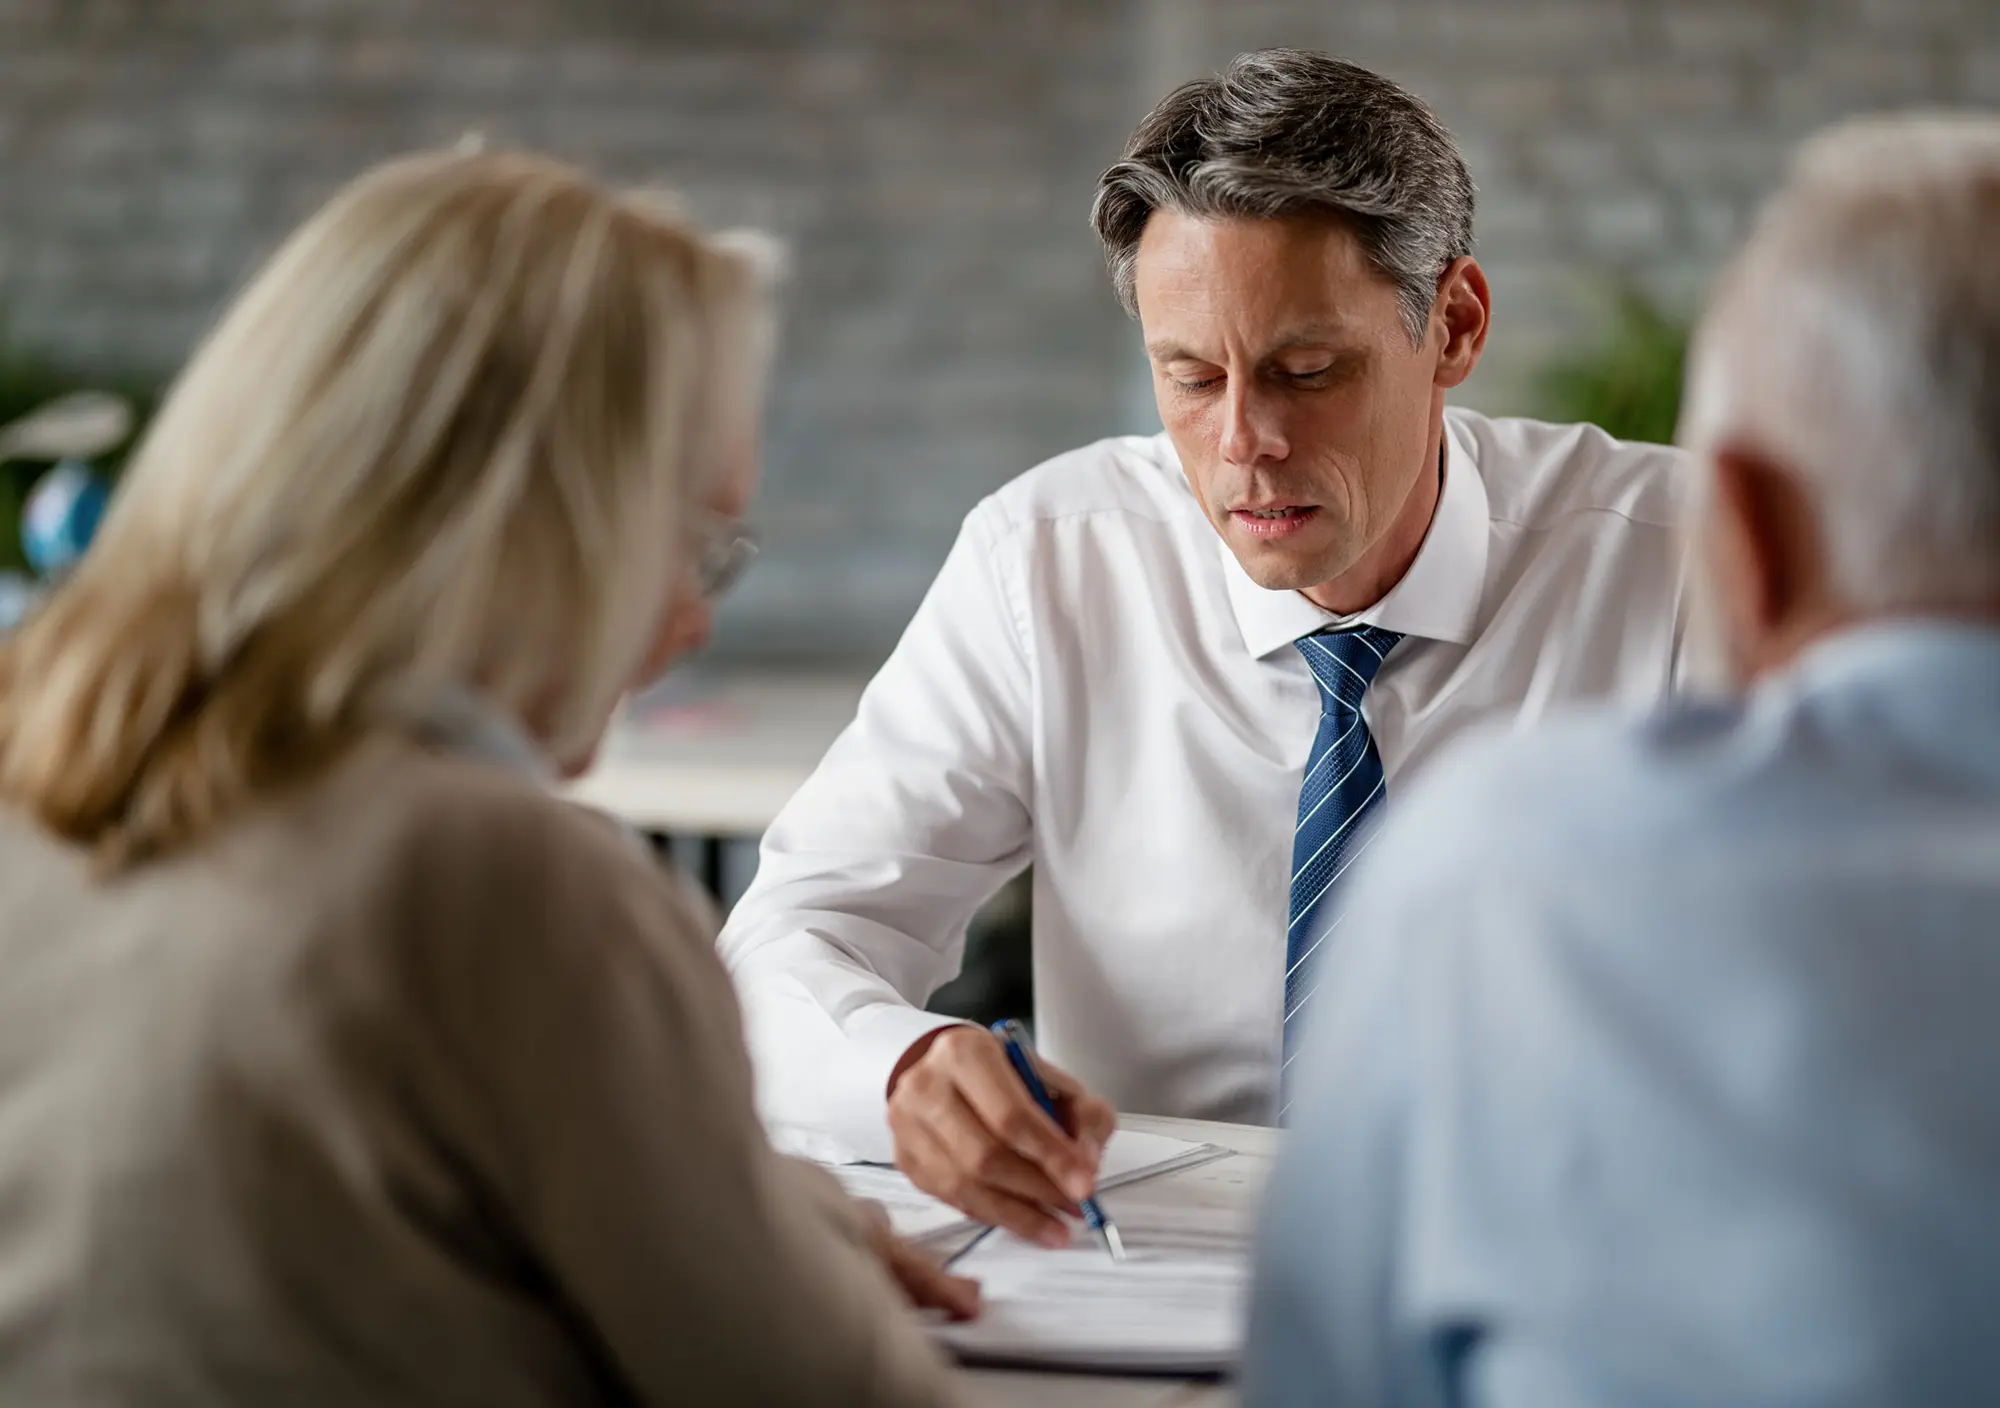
1282, 625, 1402, 1116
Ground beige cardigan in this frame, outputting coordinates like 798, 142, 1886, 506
0, 733, 962, 1406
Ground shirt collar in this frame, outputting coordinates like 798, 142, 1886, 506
1781, 618, 2000, 712
377, 680, 556, 785
1219, 412, 1491, 660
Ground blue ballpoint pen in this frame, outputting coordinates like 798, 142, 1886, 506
990, 1018, 1125, 1262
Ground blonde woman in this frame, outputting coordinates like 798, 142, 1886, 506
0, 150, 972, 1405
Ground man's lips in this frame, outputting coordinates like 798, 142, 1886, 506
1229, 505, 1320, 539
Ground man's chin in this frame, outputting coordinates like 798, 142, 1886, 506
1224, 536, 1349, 594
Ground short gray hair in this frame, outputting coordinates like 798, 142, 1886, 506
1090, 49, 1475, 343
1683, 113, 2000, 607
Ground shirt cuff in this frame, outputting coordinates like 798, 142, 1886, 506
779, 1006, 972, 1166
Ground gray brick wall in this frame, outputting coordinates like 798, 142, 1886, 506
4, 0, 1996, 656
1184, 0, 2000, 394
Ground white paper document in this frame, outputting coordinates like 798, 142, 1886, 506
831, 1128, 1230, 1246
931, 1200, 1252, 1373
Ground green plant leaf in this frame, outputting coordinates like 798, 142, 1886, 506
1534, 287, 1690, 447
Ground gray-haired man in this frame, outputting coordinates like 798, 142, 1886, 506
720, 49, 1700, 1242
1245, 113, 2000, 1408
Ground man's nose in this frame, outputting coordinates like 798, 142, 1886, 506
1219, 382, 1287, 466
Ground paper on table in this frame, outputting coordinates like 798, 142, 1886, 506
832, 1129, 1230, 1246
930, 1200, 1252, 1374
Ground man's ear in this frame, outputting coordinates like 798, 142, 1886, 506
1710, 443, 1830, 669
1431, 256, 1491, 390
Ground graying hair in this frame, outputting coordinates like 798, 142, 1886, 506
1682, 113, 2000, 608
1091, 49, 1475, 344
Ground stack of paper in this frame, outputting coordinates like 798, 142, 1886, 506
932, 1199, 1254, 1373
829, 1128, 1254, 1374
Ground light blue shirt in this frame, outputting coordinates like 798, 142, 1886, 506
1244, 621, 2000, 1408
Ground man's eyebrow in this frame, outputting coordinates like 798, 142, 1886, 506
1144, 326, 1369, 362
1265, 323, 1368, 350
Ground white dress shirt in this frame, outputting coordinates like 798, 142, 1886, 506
720, 407, 1699, 1162
1245, 621, 2000, 1408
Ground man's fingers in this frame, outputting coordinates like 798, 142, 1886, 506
1067, 1092, 1119, 1160
950, 1038, 1096, 1201
890, 1114, 961, 1199
957, 1181, 1073, 1249
891, 1053, 1080, 1212
888, 1027, 1119, 1241
926, 1089, 1081, 1214
1031, 1058, 1119, 1165
898, 1110, 1074, 1247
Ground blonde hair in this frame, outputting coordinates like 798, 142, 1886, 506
0, 148, 776, 868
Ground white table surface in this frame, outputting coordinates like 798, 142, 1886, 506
961, 1114, 1278, 1408
566, 668, 871, 836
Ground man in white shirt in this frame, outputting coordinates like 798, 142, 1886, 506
720, 48, 1699, 1244
1244, 113, 2000, 1408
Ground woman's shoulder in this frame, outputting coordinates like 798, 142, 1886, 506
274, 733, 715, 965
354, 732, 637, 853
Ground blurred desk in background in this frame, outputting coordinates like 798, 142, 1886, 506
567, 667, 872, 895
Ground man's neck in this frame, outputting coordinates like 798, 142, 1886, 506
1741, 597, 2000, 686
1300, 431, 1447, 617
